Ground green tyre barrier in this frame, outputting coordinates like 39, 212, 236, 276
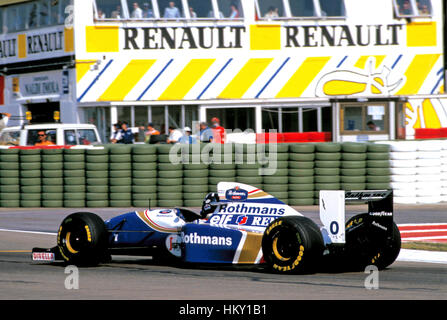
315, 153, 341, 161
64, 170, 85, 177
132, 162, 157, 170
86, 163, 109, 171
110, 186, 132, 193
86, 186, 109, 193
86, 155, 109, 163
0, 162, 19, 170
288, 161, 314, 169
341, 153, 367, 161
263, 184, 288, 192
131, 185, 157, 193
184, 177, 208, 185
42, 186, 63, 193
289, 144, 315, 153
132, 193, 157, 200
315, 160, 340, 168
288, 176, 314, 184
42, 193, 64, 200
63, 162, 85, 170
289, 153, 315, 161
63, 193, 86, 200
20, 200, 41, 207
109, 177, 132, 186
109, 170, 132, 178
86, 200, 110, 208
157, 200, 183, 207
366, 183, 391, 189
341, 183, 366, 190
366, 168, 391, 176
157, 163, 183, 171
85, 171, 108, 179
367, 143, 390, 153
157, 185, 182, 193
341, 161, 366, 169
133, 178, 157, 186
132, 170, 157, 178
21, 186, 42, 193
288, 169, 314, 177
64, 185, 86, 193
236, 176, 263, 185
288, 198, 314, 206
288, 183, 314, 191
42, 170, 63, 178
340, 168, 366, 176
1, 200, 20, 207
315, 183, 340, 190
109, 200, 132, 207
85, 193, 109, 201
341, 176, 366, 183
315, 175, 340, 183
341, 142, 367, 153
157, 178, 183, 186
366, 153, 389, 160
109, 163, 131, 170
366, 160, 390, 168
21, 193, 41, 200
315, 143, 341, 153
42, 154, 63, 162
132, 200, 157, 208
262, 176, 288, 184
157, 192, 183, 200
42, 200, 64, 208
288, 191, 314, 198
20, 163, 41, 170
109, 193, 132, 201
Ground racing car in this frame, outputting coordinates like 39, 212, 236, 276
32, 182, 401, 273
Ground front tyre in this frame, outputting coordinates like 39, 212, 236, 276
262, 216, 324, 274
57, 212, 108, 266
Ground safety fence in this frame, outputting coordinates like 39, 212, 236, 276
0, 142, 396, 208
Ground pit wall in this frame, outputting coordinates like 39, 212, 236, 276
0, 141, 444, 208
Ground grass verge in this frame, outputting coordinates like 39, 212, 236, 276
401, 241, 447, 252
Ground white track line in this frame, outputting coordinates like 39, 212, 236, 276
0, 228, 57, 236
397, 249, 447, 265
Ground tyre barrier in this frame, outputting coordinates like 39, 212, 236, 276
1, 140, 446, 208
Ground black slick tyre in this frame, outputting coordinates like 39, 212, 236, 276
262, 216, 324, 274
57, 212, 108, 266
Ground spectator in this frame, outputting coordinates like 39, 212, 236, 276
166, 126, 183, 144
367, 121, 379, 131
118, 122, 134, 144
178, 127, 197, 144
35, 131, 55, 146
0, 112, 11, 132
97, 8, 106, 19
199, 121, 213, 143
140, 122, 160, 143
400, 0, 412, 15
211, 117, 225, 144
264, 6, 279, 19
110, 123, 122, 143
131, 2, 143, 18
189, 7, 197, 18
111, 5, 122, 18
164, 1, 181, 18
229, 4, 240, 19
143, 3, 154, 18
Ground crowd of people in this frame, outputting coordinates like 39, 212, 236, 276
109, 117, 226, 145
97, 2, 242, 20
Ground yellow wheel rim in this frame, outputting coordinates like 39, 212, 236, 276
272, 237, 290, 262
65, 232, 79, 254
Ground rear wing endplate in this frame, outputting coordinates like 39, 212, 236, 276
319, 190, 393, 244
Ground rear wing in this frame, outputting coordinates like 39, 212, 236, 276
319, 190, 393, 244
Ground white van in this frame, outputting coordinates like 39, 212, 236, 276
0, 123, 102, 146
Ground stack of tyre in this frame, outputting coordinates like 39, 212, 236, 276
385, 141, 418, 204
157, 145, 183, 207
85, 147, 109, 208
415, 140, 442, 204
63, 148, 86, 208
209, 144, 236, 193
259, 144, 289, 204
0, 148, 20, 208
287, 143, 315, 206
235, 144, 263, 191
314, 143, 341, 204
441, 140, 447, 202
19, 149, 42, 207
132, 145, 157, 208
366, 143, 391, 191
41, 148, 64, 207
183, 145, 209, 207
108, 145, 132, 207
366, 143, 391, 192
340, 142, 367, 191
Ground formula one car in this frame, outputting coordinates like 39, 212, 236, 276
32, 182, 401, 273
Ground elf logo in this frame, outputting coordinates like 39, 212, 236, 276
182, 232, 232, 246
236, 215, 248, 225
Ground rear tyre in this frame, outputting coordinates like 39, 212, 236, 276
262, 216, 324, 274
344, 213, 401, 270
57, 212, 109, 266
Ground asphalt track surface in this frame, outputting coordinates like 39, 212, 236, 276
0, 204, 446, 300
